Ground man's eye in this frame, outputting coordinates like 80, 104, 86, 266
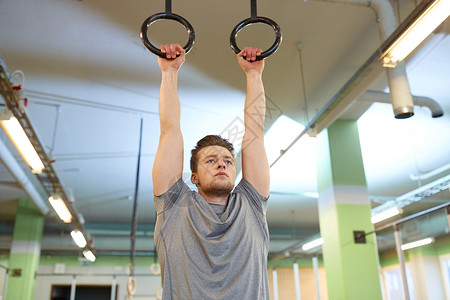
225, 161, 232, 164
207, 159, 215, 163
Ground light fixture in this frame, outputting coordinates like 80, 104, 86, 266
48, 194, 72, 223
302, 237, 324, 251
371, 206, 401, 224
398, 174, 450, 204
83, 250, 96, 262
369, 175, 450, 221
401, 237, 434, 250
0, 109, 45, 174
70, 230, 87, 248
381, 0, 450, 67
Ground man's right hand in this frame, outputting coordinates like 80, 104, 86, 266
158, 44, 185, 72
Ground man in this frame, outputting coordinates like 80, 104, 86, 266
152, 43, 270, 299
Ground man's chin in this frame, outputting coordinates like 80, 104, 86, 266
214, 184, 234, 194
202, 182, 234, 196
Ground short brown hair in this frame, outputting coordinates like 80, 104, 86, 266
190, 135, 235, 173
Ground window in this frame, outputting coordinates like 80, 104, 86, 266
444, 259, 450, 286
51, 285, 116, 300
440, 256, 450, 299
384, 268, 416, 300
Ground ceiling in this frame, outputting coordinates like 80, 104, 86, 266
0, 0, 449, 260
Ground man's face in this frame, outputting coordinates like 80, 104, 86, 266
191, 145, 236, 197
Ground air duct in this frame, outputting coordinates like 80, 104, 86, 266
359, 90, 444, 118
386, 63, 414, 118
308, 0, 415, 118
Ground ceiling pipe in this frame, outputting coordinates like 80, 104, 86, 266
0, 138, 49, 214
271, 2, 435, 166
308, 0, 415, 118
0, 182, 21, 190
359, 90, 444, 118
410, 162, 450, 181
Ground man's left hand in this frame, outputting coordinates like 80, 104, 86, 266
237, 47, 265, 75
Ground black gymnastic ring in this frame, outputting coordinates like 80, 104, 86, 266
140, 13, 195, 58
230, 17, 282, 60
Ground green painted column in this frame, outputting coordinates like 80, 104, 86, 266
316, 120, 382, 300
6, 199, 44, 300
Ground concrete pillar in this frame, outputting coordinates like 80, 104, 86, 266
316, 120, 382, 300
6, 199, 44, 300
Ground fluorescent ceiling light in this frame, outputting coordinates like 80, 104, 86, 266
401, 237, 434, 250
82, 250, 96, 262
0, 110, 45, 174
70, 230, 87, 248
302, 237, 324, 251
48, 194, 72, 223
368, 175, 449, 224
382, 0, 450, 66
371, 206, 401, 224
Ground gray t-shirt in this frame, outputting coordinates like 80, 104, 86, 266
154, 178, 270, 300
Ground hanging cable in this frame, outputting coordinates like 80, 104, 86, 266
128, 117, 144, 299
297, 43, 310, 124
150, 208, 161, 275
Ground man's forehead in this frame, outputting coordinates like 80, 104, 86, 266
198, 145, 234, 158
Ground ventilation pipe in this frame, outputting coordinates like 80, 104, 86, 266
309, 0, 415, 118
359, 90, 444, 118
0, 138, 49, 214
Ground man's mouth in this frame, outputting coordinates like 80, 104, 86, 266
215, 172, 228, 177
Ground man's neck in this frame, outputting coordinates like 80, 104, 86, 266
198, 190, 229, 205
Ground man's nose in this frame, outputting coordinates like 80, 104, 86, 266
217, 160, 226, 169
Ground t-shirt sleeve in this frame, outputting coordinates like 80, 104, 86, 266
153, 178, 190, 214
234, 178, 269, 214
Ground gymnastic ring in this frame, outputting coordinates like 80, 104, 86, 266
230, 16, 282, 60
127, 276, 137, 296
140, 13, 195, 58
150, 262, 161, 275
155, 285, 163, 300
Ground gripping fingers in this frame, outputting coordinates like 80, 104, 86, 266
241, 47, 262, 61
160, 44, 182, 59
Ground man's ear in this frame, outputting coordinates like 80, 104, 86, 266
191, 173, 198, 185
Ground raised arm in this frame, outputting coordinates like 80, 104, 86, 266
238, 47, 270, 198
152, 44, 185, 196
